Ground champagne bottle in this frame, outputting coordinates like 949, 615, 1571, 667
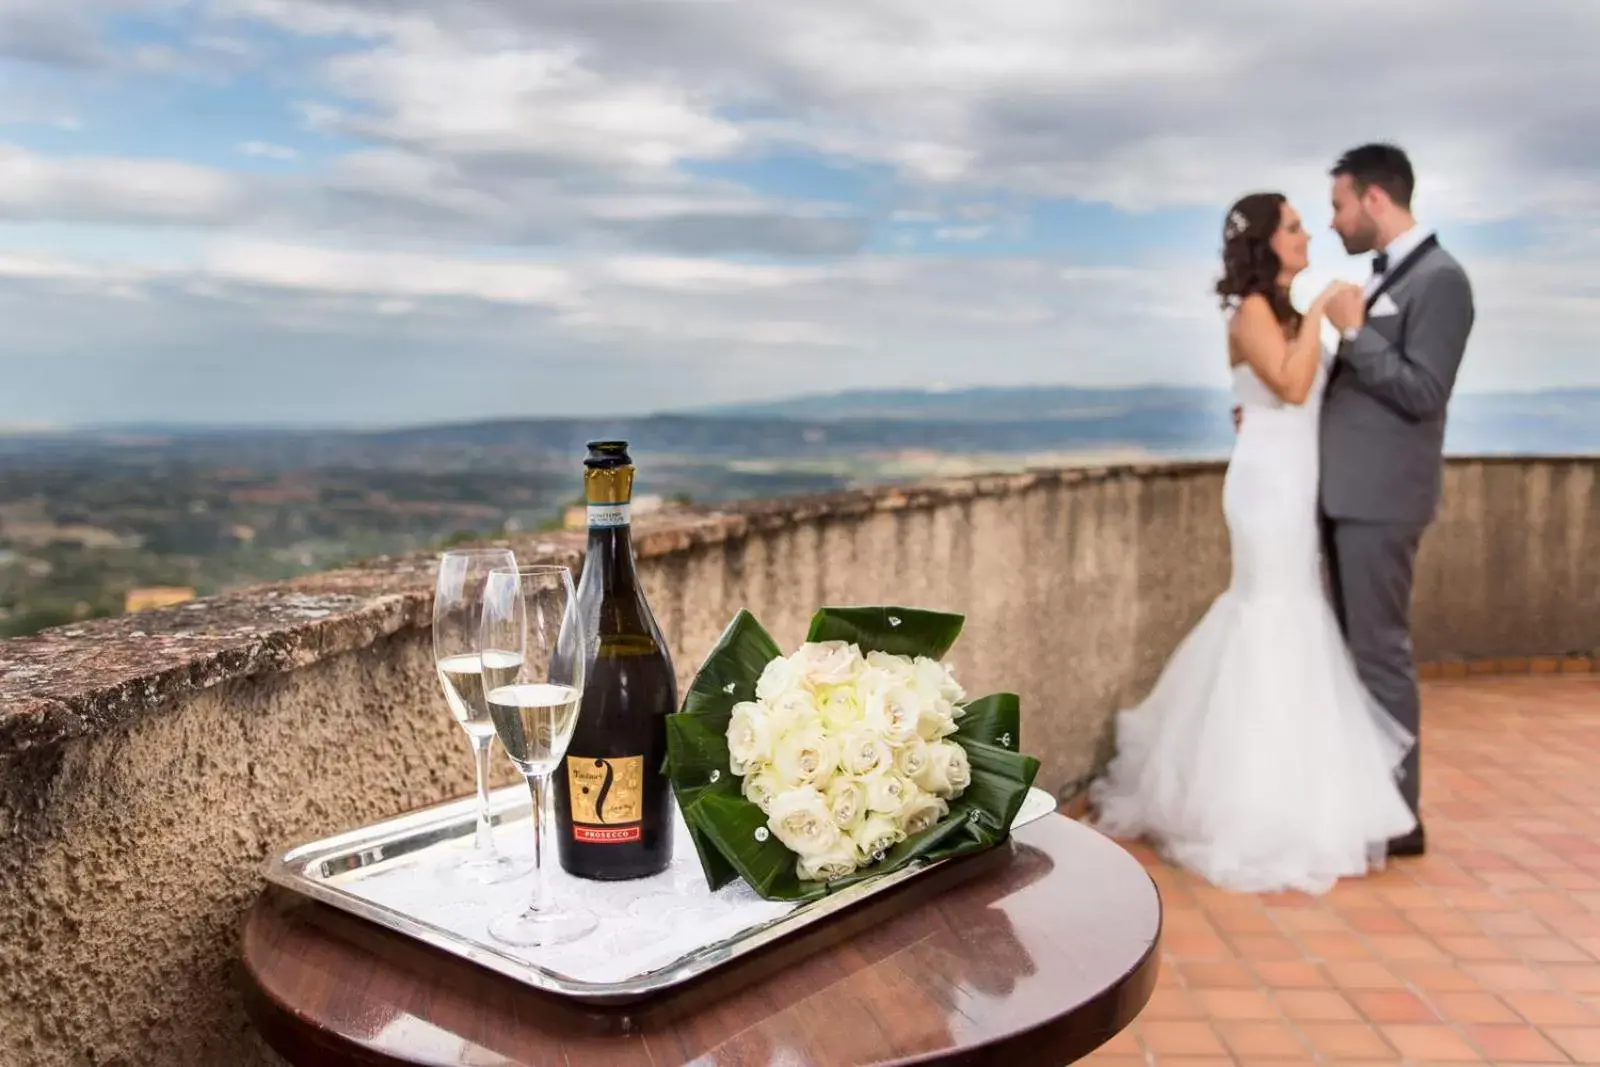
554, 440, 676, 879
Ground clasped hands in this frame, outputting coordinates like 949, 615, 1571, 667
1321, 280, 1365, 334
1232, 280, 1367, 433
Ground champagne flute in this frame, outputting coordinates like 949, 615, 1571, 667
478, 564, 597, 947
433, 547, 529, 883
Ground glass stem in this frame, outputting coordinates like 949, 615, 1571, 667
472, 736, 497, 855
527, 773, 554, 916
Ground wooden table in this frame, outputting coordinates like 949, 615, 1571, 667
240, 813, 1161, 1066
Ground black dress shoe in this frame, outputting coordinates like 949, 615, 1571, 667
1388, 824, 1426, 858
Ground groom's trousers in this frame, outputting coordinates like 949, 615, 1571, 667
1322, 518, 1427, 818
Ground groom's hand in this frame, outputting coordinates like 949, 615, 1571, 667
1326, 285, 1365, 333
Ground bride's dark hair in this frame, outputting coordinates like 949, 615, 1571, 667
1215, 192, 1299, 329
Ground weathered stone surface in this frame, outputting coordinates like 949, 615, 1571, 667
0, 456, 1597, 1067
0, 541, 582, 759
0, 628, 476, 1065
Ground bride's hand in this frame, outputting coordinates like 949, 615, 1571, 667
1314, 280, 1357, 309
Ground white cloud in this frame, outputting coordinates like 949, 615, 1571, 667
0, 251, 106, 280
313, 36, 742, 173
320, 147, 508, 221
0, 3, 104, 67
0, 238, 588, 311
0, 136, 860, 256
601, 257, 828, 295
213, 0, 424, 41
0, 143, 243, 224
199, 1, 1600, 232
935, 225, 991, 242
237, 140, 298, 160
221, 0, 1599, 217
201, 239, 583, 308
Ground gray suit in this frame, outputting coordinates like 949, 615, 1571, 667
1320, 235, 1475, 821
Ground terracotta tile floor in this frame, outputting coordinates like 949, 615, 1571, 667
1083, 675, 1600, 1065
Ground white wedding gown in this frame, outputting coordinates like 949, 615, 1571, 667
1090, 351, 1418, 895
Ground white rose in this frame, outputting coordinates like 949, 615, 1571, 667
816, 683, 867, 732
864, 684, 923, 747
901, 659, 963, 736
793, 640, 865, 686
726, 701, 773, 775
912, 656, 966, 706
771, 723, 841, 789
857, 654, 913, 713
839, 726, 894, 778
899, 792, 950, 836
796, 837, 860, 883
765, 687, 820, 737
894, 738, 932, 781
865, 650, 916, 685
755, 653, 807, 702
914, 741, 972, 799
915, 699, 959, 741
768, 787, 841, 858
824, 776, 866, 829
741, 769, 783, 814
863, 772, 913, 814
850, 812, 905, 862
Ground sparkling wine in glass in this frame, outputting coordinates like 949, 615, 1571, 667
433, 547, 529, 884
479, 564, 597, 947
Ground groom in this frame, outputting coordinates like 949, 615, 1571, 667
1320, 143, 1476, 857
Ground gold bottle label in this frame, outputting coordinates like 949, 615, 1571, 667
566, 755, 644, 843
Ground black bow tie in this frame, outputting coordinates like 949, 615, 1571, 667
1372, 252, 1390, 275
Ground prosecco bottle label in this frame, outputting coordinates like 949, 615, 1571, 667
587, 503, 630, 529
566, 755, 644, 843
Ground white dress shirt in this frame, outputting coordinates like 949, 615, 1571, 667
1343, 224, 1435, 341
1363, 223, 1435, 297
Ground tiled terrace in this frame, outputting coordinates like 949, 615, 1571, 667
1085, 674, 1600, 1066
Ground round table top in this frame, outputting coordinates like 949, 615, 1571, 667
240, 813, 1161, 1067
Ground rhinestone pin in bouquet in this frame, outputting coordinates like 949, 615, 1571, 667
665, 607, 1041, 901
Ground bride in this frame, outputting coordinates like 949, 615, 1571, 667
1089, 192, 1417, 896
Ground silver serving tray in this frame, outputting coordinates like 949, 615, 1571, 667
264, 784, 1058, 1005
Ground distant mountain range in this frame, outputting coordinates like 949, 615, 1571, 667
5, 385, 1599, 465
691, 383, 1600, 456
687, 385, 1219, 424
707, 382, 1600, 454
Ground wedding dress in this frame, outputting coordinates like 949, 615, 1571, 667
1089, 350, 1417, 895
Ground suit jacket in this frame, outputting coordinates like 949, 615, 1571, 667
1320, 238, 1475, 525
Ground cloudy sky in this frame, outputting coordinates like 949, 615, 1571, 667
2, 0, 1596, 426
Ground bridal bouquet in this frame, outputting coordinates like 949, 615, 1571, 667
666, 606, 1041, 902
